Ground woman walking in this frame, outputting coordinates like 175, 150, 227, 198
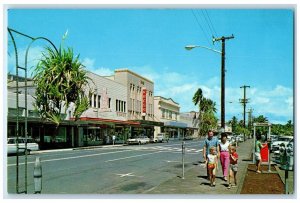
218, 133, 231, 181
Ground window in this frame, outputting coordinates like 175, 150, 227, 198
90, 95, 92, 107
116, 99, 118, 111
98, 95, 101, 108
124, 102, 126, 112
108, 98, 111, 108
94, 94, 97, 108
121, 101, 123, 112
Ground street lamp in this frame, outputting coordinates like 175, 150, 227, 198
185, 44, 225, 129
185, 35, 234, 130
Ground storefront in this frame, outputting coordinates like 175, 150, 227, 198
163, 121, 188, 140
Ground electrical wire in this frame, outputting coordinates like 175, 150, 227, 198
191, 9, 211, 45
200, 10, 215, 39
204, 10, 218, 37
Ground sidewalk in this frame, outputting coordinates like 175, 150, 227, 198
145, 139, 253, 195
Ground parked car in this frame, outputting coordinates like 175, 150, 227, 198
270, 136, 293, 152
149, 136, 158, 143
273, 139, 294, 163
127, 136, 149, 145
183, 136, 193, 141
7, 137, 39, 155
157, 133, 169, 143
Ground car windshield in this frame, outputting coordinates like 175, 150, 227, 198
278, 137, 292, 142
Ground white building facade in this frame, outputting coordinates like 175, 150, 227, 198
153, 96, 187, 140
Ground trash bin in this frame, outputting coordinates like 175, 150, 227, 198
260, 143, 269, 163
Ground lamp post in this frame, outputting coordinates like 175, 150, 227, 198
185, 45, 224, 128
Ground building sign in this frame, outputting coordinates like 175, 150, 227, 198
142, 88, 147, 113
100, 87, 110, 112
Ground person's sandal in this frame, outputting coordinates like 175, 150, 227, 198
227, 184, 231, 189
256, 170, 262, 173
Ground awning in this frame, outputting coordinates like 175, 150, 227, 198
129, 120, 164, 127
164, 121, 187, 128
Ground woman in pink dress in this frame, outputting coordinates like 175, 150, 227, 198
218, 133, 231, 181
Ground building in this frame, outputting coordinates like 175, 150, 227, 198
7, 69, 162, 149
153, 96, 187, 140
179, 111, 199, 138
106, 69, 162, 138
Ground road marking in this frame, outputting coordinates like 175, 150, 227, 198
116, 172, 135, 177
7, 149, 134, 167
164, 160, 180, 163
115, 172, 143, 178
105, 151, 161, 163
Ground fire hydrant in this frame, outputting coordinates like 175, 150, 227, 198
33, 157, 42, 194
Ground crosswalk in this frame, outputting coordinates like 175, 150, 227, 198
124, 145, 203, 153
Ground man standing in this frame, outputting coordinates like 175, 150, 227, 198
203, 130, 220, 180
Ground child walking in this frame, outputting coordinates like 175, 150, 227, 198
205, 146, 218, 187
228, 146, 238, 189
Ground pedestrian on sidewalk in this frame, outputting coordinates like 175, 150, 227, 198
218, 132, 231, 181
203, 130, 220, 179
205, 146, 218, 187
227, 146, 238, 189
255, 133, 267, 173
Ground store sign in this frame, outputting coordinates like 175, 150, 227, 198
142, 88, 147, 113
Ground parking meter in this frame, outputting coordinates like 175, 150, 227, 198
267, 138, 271, 148
286, 143, 294, 171
182, 141, 185, 179
279, 143, 286, 164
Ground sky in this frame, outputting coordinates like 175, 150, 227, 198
6, 8, 294, 124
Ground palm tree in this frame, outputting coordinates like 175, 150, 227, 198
33, 45, 90, 126
192, 88, 203, 106
192, 88, 218, 136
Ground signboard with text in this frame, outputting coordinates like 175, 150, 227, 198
142, 88, 147, 114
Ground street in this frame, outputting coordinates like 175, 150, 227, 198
7, 139, 205, 194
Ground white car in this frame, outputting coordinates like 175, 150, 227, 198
127, 136, 149, 145
271, 136, 293, 152
7, 137, 39, 155
157, 133, 169, 143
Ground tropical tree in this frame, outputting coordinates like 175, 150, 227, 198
192, 88, 218, 136
33, 43, 90, 126
228, 116, 238, 134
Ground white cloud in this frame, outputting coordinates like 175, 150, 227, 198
81, 57, 114, 76
8, 46, 44, 78
81, 57, 95, 69
94, 67, 114, 76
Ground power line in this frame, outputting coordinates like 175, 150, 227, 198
204, 10, 218, 37
190, 9, 211, 45
200, 10, 215, 38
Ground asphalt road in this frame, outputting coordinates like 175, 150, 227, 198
7, 139, 206, 194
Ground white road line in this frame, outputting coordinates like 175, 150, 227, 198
7, 149, 134, 167
105, 151, 162, 163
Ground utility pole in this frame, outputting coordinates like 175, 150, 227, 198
213, 35, 234, 129
239, 85, 250, 141
247, 108, 253, 139
247, 108, 253, 130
